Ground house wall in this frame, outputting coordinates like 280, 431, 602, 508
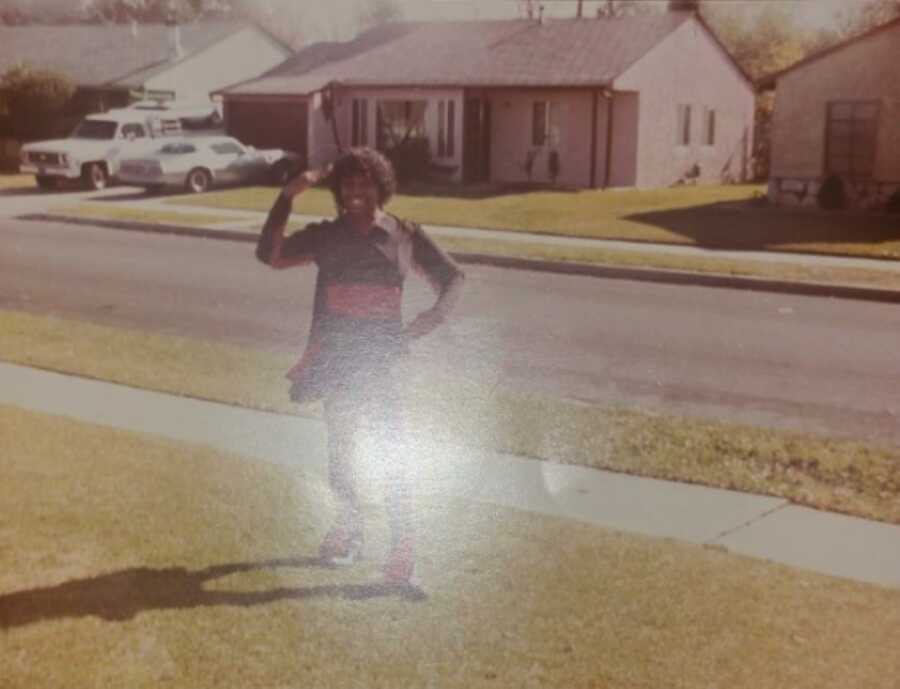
609, 92, 639, 187
615, 16, 755, 188
145, 27, 290, 101
767, 22, 900, 209
307, 87, 465, 179
490, 89, 598, 188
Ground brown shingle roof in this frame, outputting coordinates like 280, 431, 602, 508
0, 21, 255, 88
223, 14, 693, 96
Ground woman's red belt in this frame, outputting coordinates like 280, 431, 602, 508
325, 283, 402, 319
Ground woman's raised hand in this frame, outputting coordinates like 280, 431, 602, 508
283, 164, 332, 199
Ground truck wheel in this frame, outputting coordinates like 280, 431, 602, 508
82, 163, 108, 191
36, 175, 58, 191
185, 168, 212, 194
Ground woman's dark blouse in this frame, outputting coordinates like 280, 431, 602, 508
256, 192, 463, 401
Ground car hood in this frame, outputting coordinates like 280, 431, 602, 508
22, 138, 116, 156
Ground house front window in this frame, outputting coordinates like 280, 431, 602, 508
677, 104, 692, 146
376, 100, 427, 150
826, 100, 879, 179
532, 101, 561, 148
704, 107, 716, 146
437, 99, 456, 158
351, 98, 368, 147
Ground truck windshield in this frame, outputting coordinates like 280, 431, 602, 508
71, 120, 119, 140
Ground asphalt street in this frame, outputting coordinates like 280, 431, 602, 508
4, 216, 899, 446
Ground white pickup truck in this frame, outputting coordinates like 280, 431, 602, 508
19, 102, 222, 191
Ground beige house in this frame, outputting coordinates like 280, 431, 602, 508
760, 17, 900, 210
219, 13, 754, 189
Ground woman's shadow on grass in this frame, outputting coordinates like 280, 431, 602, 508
0, 557, 426, 630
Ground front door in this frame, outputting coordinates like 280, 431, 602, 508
463, 97, 492, 184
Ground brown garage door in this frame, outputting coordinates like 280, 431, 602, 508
226, 100, 308, 167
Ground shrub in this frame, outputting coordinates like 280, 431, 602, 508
817, 174, 845, 210
384, 137, 431, 184
548, 150, 560, 184
0, 63, 75, 142
885, 188, 900, 215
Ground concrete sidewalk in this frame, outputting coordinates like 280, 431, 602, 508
4, 360, 899, 589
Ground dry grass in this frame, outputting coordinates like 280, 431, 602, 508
2, 308, 898, 525
435, 234, 900, 291
2, 405, 899, 689
53, 202, 231, 227
0, 173, 36, 190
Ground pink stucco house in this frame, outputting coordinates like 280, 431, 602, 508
218, 12, 755, 189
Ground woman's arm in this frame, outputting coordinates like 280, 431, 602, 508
255, 168, 329, 269
404, 226, 466, 340
404, 271, 465, 340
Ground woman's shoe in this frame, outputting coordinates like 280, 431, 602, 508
319, 523, 364, 566
383, 536, 415, 585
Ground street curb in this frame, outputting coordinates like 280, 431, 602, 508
22, 212, 900, 305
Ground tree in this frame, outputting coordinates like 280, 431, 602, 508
0, 64, 75, 141
668, 0, 700, 12
356, 0, 402, 31
595, 1, 648, 18
835, 0, 900, 36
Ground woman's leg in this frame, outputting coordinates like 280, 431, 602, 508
363, 371, 415, 582
320, 392, 364, 563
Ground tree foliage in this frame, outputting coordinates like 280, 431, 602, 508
836, 0, 900, 36
0, 64, 75, 141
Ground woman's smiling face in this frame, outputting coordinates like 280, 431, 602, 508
340, 172, 380, 218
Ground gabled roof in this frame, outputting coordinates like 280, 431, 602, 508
0, 20, 268, 88
222, 14, 694, 96
757, 15, 900, 90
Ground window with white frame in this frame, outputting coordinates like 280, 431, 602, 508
351, 98, 368, 147
704, 107, 716, 146
532, 101, 560, 147
375, 100, 427, 150
826, 101, 879, 179
437, 99, 456, 158
677, 104, 692, 146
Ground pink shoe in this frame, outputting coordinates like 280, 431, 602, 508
319, 523, 364, 566
383, 536, 415, 585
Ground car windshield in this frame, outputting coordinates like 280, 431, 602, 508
159, 143, 197, 155
71, 120, 119, 140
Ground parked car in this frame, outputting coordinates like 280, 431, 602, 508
19, 100, 223, 191
117, 136, 300, 193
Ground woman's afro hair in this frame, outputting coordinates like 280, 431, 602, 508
328, 147, 397, 210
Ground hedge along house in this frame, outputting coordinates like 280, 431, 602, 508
218, 12, 755, 189
0, 20, 292, 117
758, 17, 900, 210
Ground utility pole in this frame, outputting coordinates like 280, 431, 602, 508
576, 0, 583, 18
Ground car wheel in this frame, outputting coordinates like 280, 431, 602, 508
36, 175, 58, 191
82, 163, 108, 191
185, 168, 212, 194
269, 160, 293, 187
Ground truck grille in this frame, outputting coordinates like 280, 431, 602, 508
28, 151, 63, 166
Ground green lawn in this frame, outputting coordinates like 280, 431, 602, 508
3, 308, 898, 525
3, 405, 899, 689
168, 183, 900, 260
